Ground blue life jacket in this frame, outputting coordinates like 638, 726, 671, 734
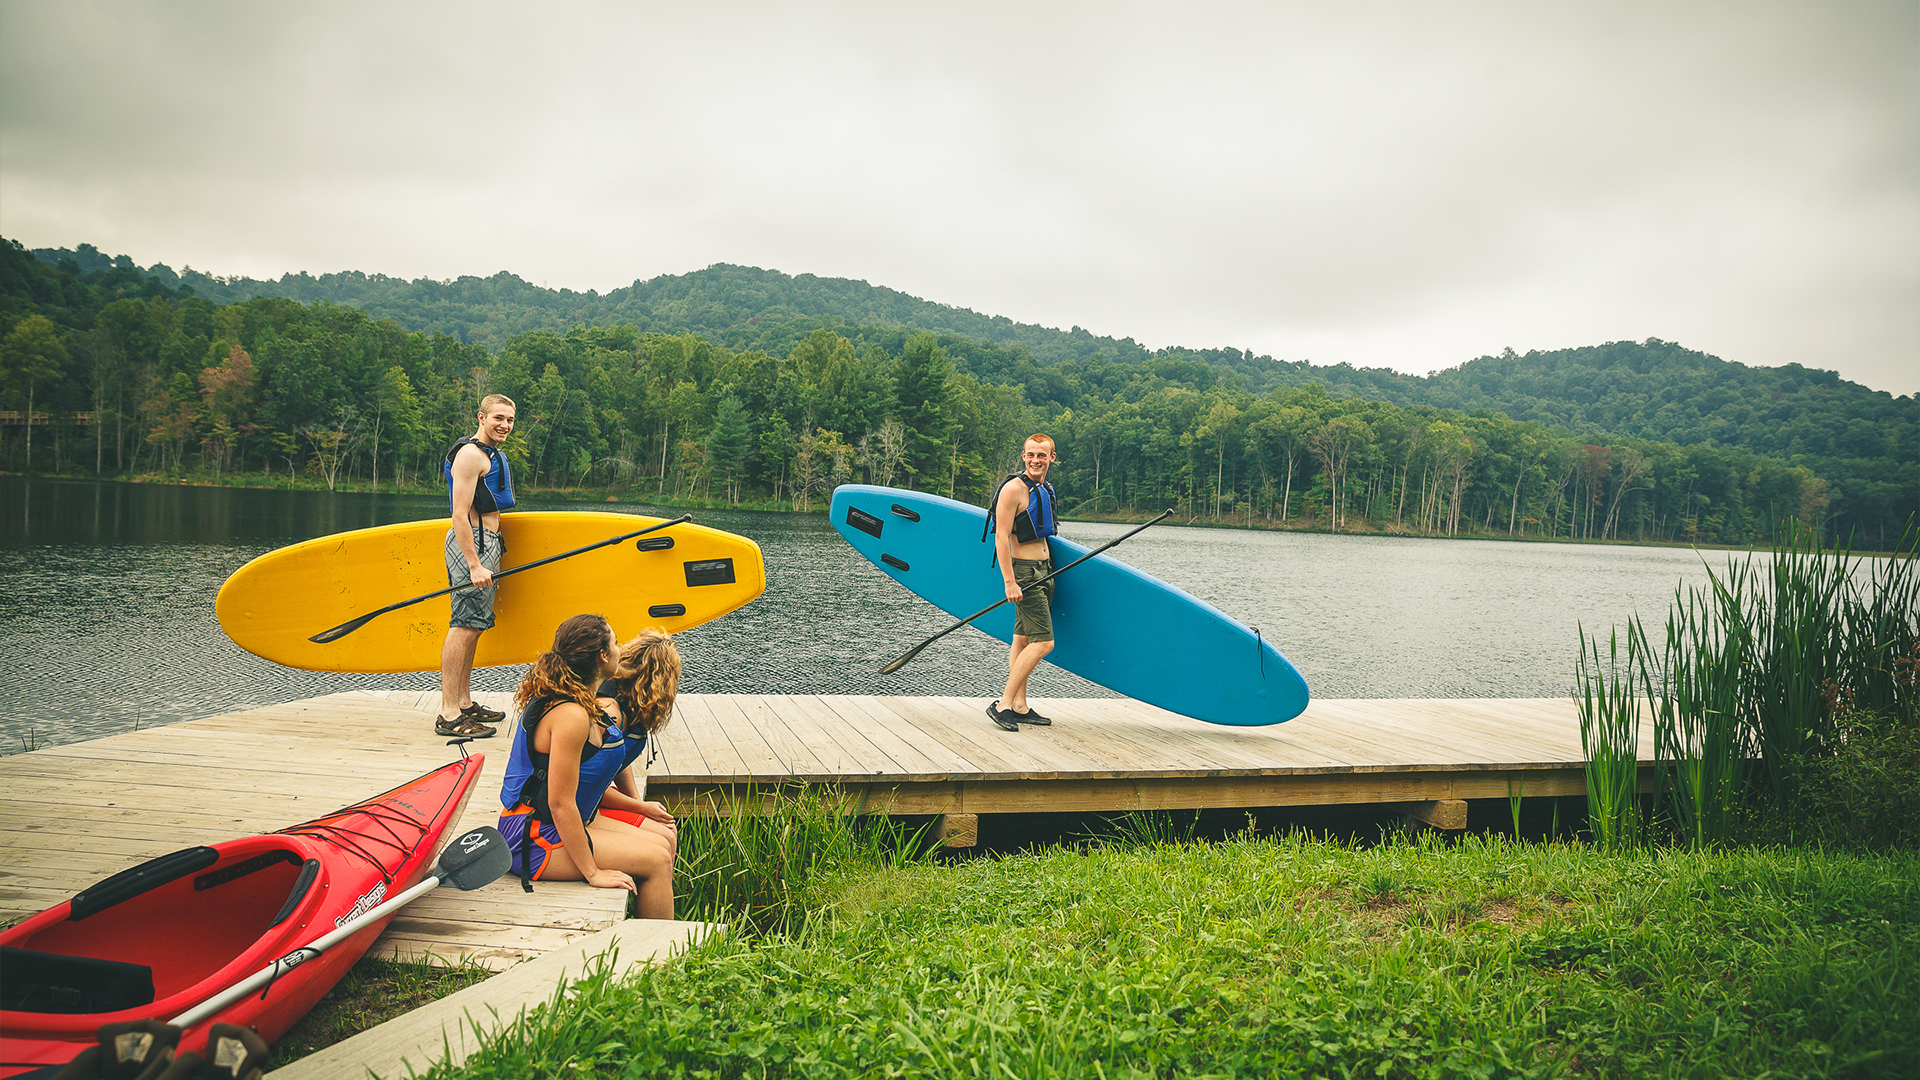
500, 694, 630, 891
443, 437, 515, 520
982, 473, 1057, 564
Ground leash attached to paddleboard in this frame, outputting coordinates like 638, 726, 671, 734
878, 509, 1174, 675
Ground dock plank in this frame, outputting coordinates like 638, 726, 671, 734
3, 690, 1620, 951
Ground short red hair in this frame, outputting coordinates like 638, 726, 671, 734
1024, 433, 1055, 452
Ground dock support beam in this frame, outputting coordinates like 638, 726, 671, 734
1397, 799, 1468, 831
934, 813, 978, 848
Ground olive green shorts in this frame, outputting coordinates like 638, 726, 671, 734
1012, 557, 1054, 643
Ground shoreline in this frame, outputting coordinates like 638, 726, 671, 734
5, 470, 1839, 556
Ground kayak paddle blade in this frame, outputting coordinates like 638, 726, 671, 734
438, 826, 511, 891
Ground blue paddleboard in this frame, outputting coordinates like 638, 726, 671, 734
830, 484, 1310, 726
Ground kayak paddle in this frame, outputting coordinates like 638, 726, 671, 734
877, 508, 1174, 674
308, 514, 693, 644
167, 826, 512, 1029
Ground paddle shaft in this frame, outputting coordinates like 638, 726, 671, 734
878, 508, 1174, 675
308, 513, 693, 644
167, 872, 446, 1029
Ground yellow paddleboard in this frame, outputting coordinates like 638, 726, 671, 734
215, 512, 765, 672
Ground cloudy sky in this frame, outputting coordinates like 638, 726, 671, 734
3, 1, 1914, 394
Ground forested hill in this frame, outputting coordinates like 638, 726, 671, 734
4, 236, 1914, 547
24, 242, 1912, 467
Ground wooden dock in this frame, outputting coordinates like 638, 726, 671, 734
2, 690, 1620, 967
619, 692, 1613, 836
0, 691, 629, 971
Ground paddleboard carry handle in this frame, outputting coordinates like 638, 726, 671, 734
878, 509, 1173, 675
307, 514, 693, 644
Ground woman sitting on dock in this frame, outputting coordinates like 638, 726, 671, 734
497, 614, 674, 919
592, 628, 680, 864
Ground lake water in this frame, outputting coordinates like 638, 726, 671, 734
0, 477, 1737, 750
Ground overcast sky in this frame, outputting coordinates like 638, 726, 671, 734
3, 1, 1914, 394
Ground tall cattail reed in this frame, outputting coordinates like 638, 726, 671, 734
1840, 521, 1920, 726
1576, 517, 1918, 847
1746, 524, 1848, 802
1575, 624, 1644, 848
675, 784, 930, 934
1641, 572, 1752, 846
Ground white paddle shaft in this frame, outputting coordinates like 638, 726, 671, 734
167, 873, 445, 1029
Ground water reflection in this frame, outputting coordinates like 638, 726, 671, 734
1, 477, 1737, 749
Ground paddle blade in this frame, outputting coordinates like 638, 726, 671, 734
437, 826, 511, 891
308, 613, 376, 644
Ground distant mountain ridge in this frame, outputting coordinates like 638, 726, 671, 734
25, 242, 1915, 467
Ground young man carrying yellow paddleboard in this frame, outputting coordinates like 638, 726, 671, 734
437, 394, 517, 737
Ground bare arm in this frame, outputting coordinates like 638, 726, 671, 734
541, 704, 635, 893
449, 444, 493, 589
995, 481, 1025, 602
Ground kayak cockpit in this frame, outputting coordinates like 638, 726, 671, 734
0, 837, 323, 1013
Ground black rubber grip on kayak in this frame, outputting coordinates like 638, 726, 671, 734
882, 554, 910, 571
269, 860, 323, 928
889, 504, 921, 522
635, 536, 675, 551
69, 847, 219, 922
194, 849, 302, 892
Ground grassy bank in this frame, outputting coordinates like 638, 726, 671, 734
425, 827, 1914, 1079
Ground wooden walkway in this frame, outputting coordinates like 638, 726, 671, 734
3, 690, 1622, 963
1, 691, 1627, 961
0, 691, 628, 971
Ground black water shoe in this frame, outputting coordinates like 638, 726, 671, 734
987, 701, 1020, 732
1013, 706, 1051, 726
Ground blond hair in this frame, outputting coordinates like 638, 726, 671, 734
603, 629, 681, 735
478, 394, 516, 414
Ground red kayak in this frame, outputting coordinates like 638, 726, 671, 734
0, 755, 484, 1076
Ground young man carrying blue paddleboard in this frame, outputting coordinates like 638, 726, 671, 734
436, 394, 517, 738
987, 433, 1061, 732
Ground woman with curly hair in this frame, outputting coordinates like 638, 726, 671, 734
496, 614, 674, 917
592, 629, 681, 864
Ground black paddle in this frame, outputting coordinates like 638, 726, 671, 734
308, 514, 693, 644
167, 826, 512, 1029
878, 508, 1174, 675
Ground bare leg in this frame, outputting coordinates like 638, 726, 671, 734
637, 816, 678, 860
439, 626, 483, 720
540, 815, 676, 919
1001, 634, 1055, 714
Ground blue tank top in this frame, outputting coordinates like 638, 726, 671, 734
499, 696, 628, 821
443, 437, 516, 518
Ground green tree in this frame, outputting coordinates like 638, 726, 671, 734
1, 314, 71, 470
196, 345, 258, 478
895, 333, 955, 487
706, 395, 753, 504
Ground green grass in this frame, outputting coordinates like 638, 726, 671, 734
426, 829, 1917, 1079
271, 952, 493, 1067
